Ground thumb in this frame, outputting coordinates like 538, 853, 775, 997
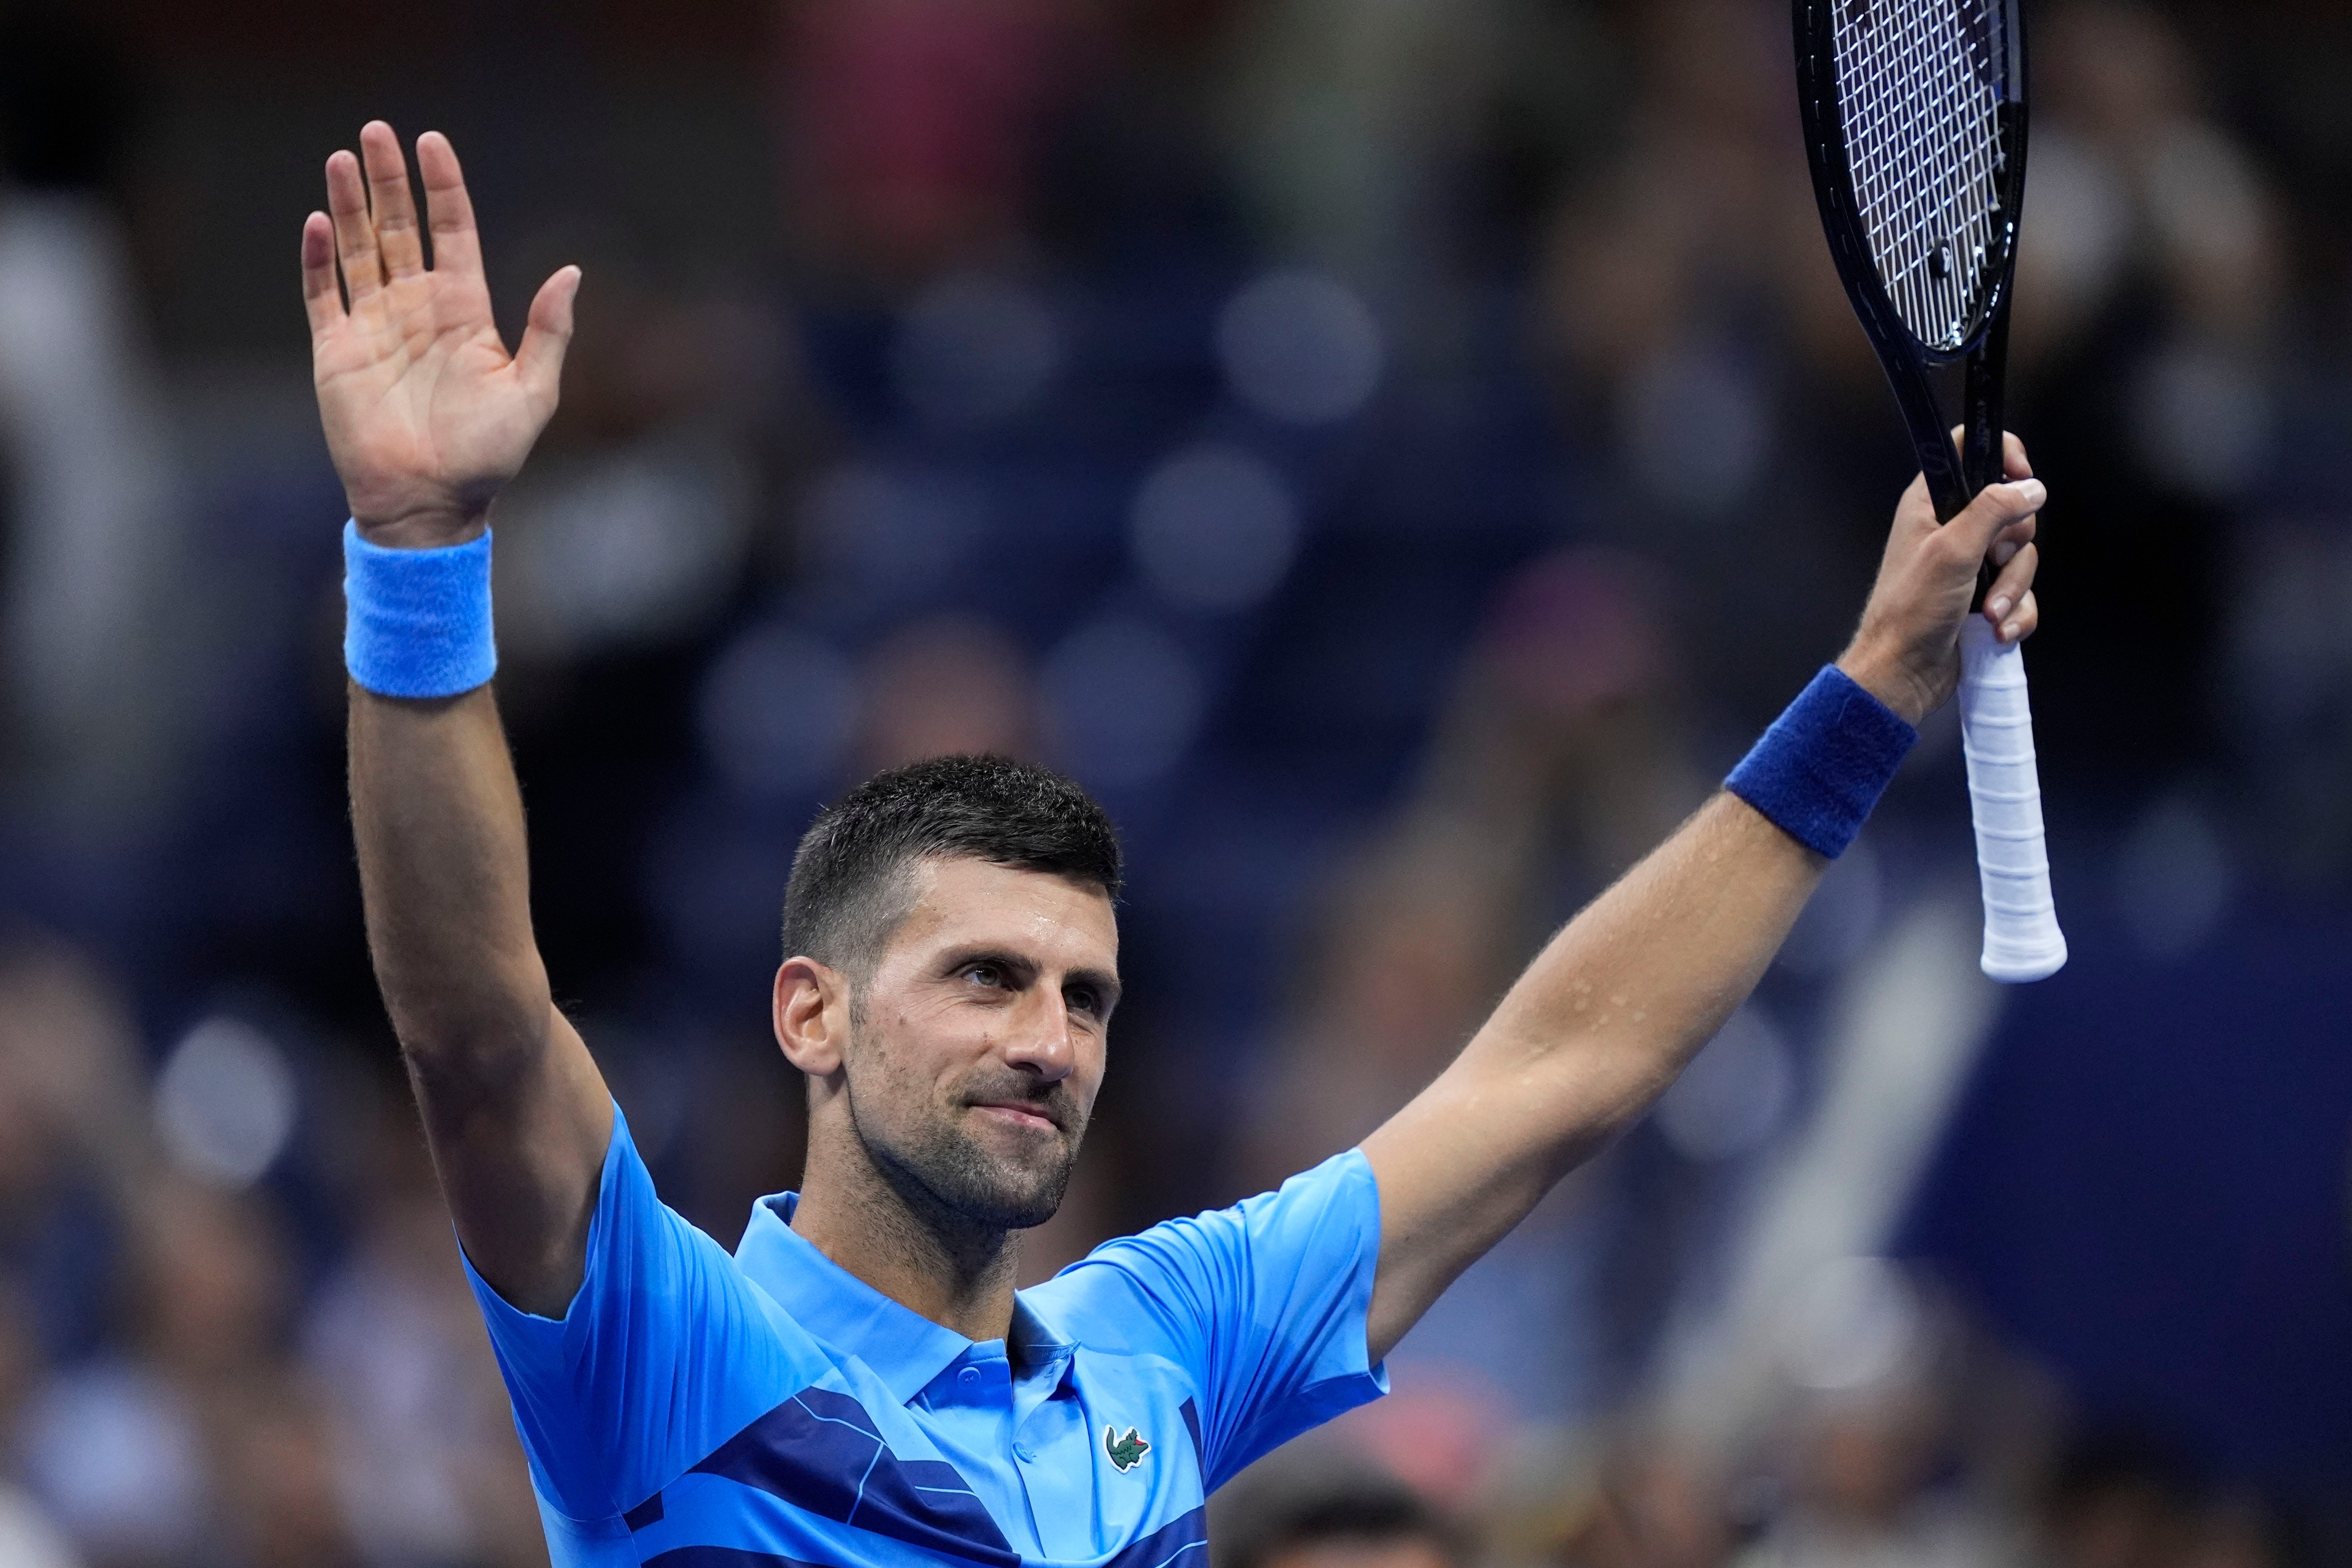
1947, 475, 2045, 562
515, 265, 581, 405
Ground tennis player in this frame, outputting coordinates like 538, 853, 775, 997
306, 123, 2043, 1568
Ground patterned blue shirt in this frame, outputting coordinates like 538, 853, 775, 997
462, 1109, 1390, 1568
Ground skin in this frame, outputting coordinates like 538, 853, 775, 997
774, 858, 1120, 1333
314, 126, 2043, 1351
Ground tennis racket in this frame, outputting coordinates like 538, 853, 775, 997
1794, 0, 2066, 982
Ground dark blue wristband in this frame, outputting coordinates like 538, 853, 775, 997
1726, 666, 1917, 859
342, 520, 497, 699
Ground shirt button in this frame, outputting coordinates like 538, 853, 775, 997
1013, 1443, 1036, 1462
958, 1367, 980, 1387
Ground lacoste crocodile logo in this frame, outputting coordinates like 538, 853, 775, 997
1104, 1424, 1151, 1473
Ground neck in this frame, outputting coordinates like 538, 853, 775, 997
789, 1130, 1022, 1344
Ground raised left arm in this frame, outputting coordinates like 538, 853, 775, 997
1358, 445, 2046, 1360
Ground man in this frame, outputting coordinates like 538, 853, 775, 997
304, 124, 2044, 1568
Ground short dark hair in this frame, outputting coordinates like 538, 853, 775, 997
782, 754, 1122, 978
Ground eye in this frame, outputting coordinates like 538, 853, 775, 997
1065, 985, 1098, 1017
964, 961, 1007, 990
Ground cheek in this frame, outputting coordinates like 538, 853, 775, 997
1072, 1035, 1110, 1103
854, 1000, 992, 1101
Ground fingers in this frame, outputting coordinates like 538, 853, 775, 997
1989, 587, 2038, 644
1983, 541, 2038, 640
514, 266, 583, 405
1892, 470, 1939, 540
1944, 426, 2034, 482
1946, 474, 2046, 563
1988, 512, 2038, 568
415, 131, 482, 281
301, 211, 342, 334
323, 148, 381, 304
360, 121, 425, 280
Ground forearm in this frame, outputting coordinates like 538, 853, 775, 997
1360, 457, 2043, 1358
348, 683, 550, 1068
312, 123, 610, 1311
1359, 793, 1818, 1355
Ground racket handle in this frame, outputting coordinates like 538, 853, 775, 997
1958, 617, 2067, 982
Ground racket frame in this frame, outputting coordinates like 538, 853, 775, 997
1793, 0, 2030, 523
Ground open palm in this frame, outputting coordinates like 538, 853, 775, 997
303, 122, 578, 548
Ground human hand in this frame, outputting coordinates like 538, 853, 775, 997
303, 122, 579, 549
1837, 432, 2043, 726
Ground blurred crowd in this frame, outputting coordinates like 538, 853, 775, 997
1, 0, 2349, 1565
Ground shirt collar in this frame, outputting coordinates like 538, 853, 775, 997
734, 1191, 1076, 1405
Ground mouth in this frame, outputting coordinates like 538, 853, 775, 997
972, 1102, 1061, 1135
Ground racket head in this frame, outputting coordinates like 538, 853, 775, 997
1795, 0, 2029, 366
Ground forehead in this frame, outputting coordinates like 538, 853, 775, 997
882, 856, 1118, 968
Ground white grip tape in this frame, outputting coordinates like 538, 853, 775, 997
1958, 617, 2066, 981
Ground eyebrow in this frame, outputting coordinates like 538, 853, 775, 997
1066, 966, 1124, 1013
938, 946, 1123, 1011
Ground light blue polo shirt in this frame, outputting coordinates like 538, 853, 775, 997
462, 1108, 1389, 1568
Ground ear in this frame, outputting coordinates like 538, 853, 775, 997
774, 956, 851, 1076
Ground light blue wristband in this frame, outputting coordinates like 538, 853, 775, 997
342, 520, 497, 698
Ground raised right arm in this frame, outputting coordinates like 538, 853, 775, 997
309, 122, 607, 1316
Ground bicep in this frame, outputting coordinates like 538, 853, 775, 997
1359, 1047, 1606, 1362
414, 1000, 615, 1318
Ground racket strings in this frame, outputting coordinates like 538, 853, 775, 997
1834, 0, 2009, 351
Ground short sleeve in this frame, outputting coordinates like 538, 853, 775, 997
1031, 1149, 1389, 1490
460, 1108, 820, 1523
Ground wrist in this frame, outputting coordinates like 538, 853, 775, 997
340, 469, 498, 549
1725, 666, 1918, 860
350, 506, 491, 552
1835, 636, 1936, 727
342, 520, 498, 698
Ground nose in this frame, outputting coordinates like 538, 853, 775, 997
1000, 987, 1077, 1083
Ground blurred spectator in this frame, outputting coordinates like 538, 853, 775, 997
1215, 0, 1616, 288
775, 0, 1097, 291
0, 9, 184, 832
0, 1284, 79, 1568
21, 1176, 296, 1566
1737, 1392, 2021, 1568
856, 615, 1041, 772
1733, 1266, 2029, 1568
0, 938, 148, 1366
1213, 1453, 1469, 1568
304, 1082, 545, 1568
2001, 1, 2292, 800
1537, 0, 1890, 728
2036, 1433, 2201, 1568
208, 1370, 363, 1568
1548, 1438, 1736, 1568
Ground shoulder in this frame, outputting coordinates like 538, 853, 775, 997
1022, 1150, 1382, 1339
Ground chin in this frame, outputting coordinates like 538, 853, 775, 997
961, 1166, 1068, 1231
913, 1136, 1073, 1231
856, 1097, 1083, 1233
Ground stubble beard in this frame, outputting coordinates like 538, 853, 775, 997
842, 1003, 1086, 1234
